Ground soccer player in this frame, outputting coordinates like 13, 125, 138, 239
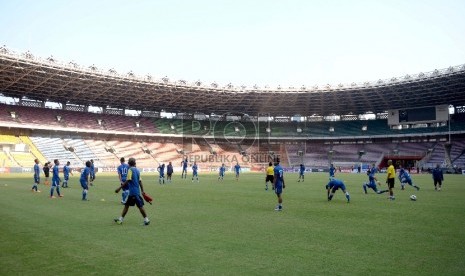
192, 161, 199, 183
234, 162, 241, 181
272, 158, 285, 211
298, 164, 305, 182
62, 161, 73, 188
32, 158, 41, 193
50, 159, 63, 198
117, 157, 130, 204
265, 162, 274, 190
218, 163, 226, 181
114, 158, 150, 226
398, 165, 420, 191
363, 164, 388, 194
181, 158, 188, 179
157, 163, 165, 184
432, 164, 444, 191
89, 159, 95, 186
166, 162, 173, 184
43, 161, 51, 186
386, 159, 396, 200
80, 161, 92, 201
192, 161, 199, 182
326, 178, 350, 202
329, 163, 336, 180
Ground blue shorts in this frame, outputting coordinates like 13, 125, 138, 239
159, 174, 165, 178
402, 178, 412, 185
331, 183, 346, 191
183, 167, 187, 172
64, 176, 69, 181
34, 176, 40, 184
193, 172, 198, 177
367, 181, 377, 189
275, 183, 283, 195
80, 180, 88, 190
219, 172, 224, 177
300, 172, 304, 176
126, 195, 144, 208
52, 179, 60, 187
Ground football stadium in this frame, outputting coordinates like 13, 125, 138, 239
1, 1, 465, 275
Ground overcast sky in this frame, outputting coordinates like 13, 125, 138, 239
1, 0, 465, 87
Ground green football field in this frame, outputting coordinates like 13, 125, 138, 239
1, 171, 464, 275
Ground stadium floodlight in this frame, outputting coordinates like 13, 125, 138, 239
448, 105, 455, 143
266, 127, 271, 133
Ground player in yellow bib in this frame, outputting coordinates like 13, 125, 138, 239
265, 162, 274, 191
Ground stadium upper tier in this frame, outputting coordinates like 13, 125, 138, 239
1, 47, 465, 116
1, 103, 465, 139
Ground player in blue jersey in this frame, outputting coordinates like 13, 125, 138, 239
272, 158, 285, 211
398, 165, 420, 191
89, 159, 95, 186
326, 178, 350, 202
114, 158, 150, 226
218, 163, 226, 181
192, 161, 199, 182
157, 163, 165, 184
363, 164, 388, 194
432, 164, 444, 191
80, 161, 92, 201
117, 157, 130, 204
62, 161, 73, 188
32, 158, 41, 192
298, 164, 305, 182
234, 162, 241, 181
181, 158, 188, 179
50, 159, 63, 198
167, 162, 173, 184
329, 163, 336, 180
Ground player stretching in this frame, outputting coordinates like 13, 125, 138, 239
50, 159, 63, 198
157, 163, 165, 184
80, 161, 91, 201
363, 164, 388, 194
398, 166, 420, 191
329, 163, 336, 180
167, 162, 173, 183
32, 158, 41, 192
272, 158, 285, 211
298, 164, 305, 182
114, 158, 150, 226
326, 178, 350, 202
192, 161, 199, 182
265, 162, 274, 190
117, 157, 130, 204
234, 162, 241, 181
181, 158, 188, 179
432, 164, 444, 191
218, 163, 226, 181
62, 161, 73, 188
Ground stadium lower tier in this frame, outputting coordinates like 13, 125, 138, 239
1, 134, 464, 171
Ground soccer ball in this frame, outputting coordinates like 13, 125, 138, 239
410, 195, 417, 201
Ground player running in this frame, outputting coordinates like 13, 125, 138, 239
363, 164, 388, 194
326, 178, 350, 202
298, 164, 305, 182
398, 165, 420, 191
117, 157, 130, 204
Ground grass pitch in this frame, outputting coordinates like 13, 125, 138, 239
1, 171, 464, 275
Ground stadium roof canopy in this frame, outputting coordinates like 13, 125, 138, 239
1, 47, 465, 117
